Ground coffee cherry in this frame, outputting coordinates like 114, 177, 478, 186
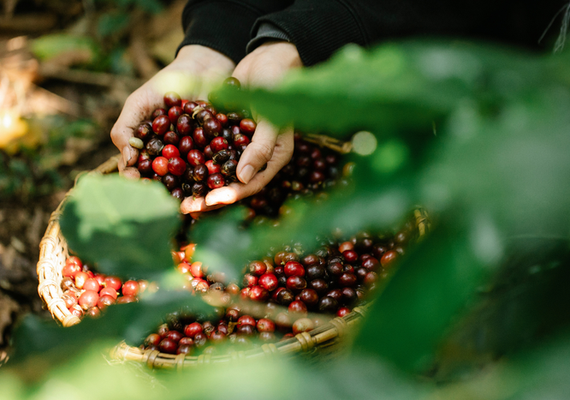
178, 136, 194, 156
288, 300, 308, 316
177, 344, 194, 355
210, 137, 229, 153
276, 289, 295, 305
184, 322, 203, 338
74, 271, 88, 289
162, 144, 180, 159
242, 273, 258, 287
309, 278, 329, 295
159, 338, 178, 354
192, 182, 207, 197
286, 276, 307, 291
381, 250, 398, 267
248, 261, 267, 276
337, 307, 351, 318
205, 160, 221, 175
203, 118, 221, 137
207, 173, 225, 189
193, 127, 209, 148
97, 295, 115, 310
299, 288, 319, 307
122, 280, 140, 297
237, 315, 256, 328
258, 273, 278, 291
164, 92, 181, 108
339, 273, 357, 287
177, 114, 193, 136
292, 317, 315, 335
78, 290, 99, 310
239, 119, 256, 135
183, 101, 197, 114
284, 261, 305, 277
187, 150, 206, 166
318, 296, 338, 313
168, 106, 183, 124
152, 157, 169, 176
248, 285, 269, 302
146, 137, 165, 156
135, 122, 152, 141
168, 157, 187, 176
152, 115, 170, 135
224, 77, 241, 88
105, 276, 122, 291
221, 160, 237, 177
162, 173, 179, 191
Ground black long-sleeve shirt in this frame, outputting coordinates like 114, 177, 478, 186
179, 0, 569, 66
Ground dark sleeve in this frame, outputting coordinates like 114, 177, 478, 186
177, 0, 293, 64
253, 0, 568, 66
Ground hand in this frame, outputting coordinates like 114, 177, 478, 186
110, 45, 235, 178
180, 41, 302, 216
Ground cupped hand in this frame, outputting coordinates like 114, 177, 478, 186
110, 45, 235, 178
180, 41, 302, 216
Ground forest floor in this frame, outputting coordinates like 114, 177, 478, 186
0, 0, 186, 364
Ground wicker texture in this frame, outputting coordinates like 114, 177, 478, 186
111, 304, 369, 369
36, 154, 120, 327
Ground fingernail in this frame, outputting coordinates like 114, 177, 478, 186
239, 165, 255, 184
122, 146, 132, 166
205, 188, 232, 206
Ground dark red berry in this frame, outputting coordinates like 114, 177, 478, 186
381, 250, 398, 267
284, 261, 305, 277
163, 130, 180, 146
276, 288, 295, 305
122, 280, 140, 297
286, 276, 307, 291
168, 157, 186, 176
193, 127, 209, 148
178, 136, 194, 156
187, 150, 206, 166
258, 273, 278, 291
203, 117, 221, 136
207, 173, 225, 189
221, 160, 237, 176
288, 300, 308, 316
239, 118, 256, 135
152, 115, 170, 135
159, 338, 178, 354
184, 322, 203, 338
339, 273, 357, 287
248, 285, 269, 302
151, 108, 167, 119
168, 106, 183, 124
183, 101, 198, 114
135, 122, 152, 140
299, 288, 319, 307
205, 160, 221, 175
210, 137, 229, 153
164, 92, 181, 108
318, 296, 338, 313
177, 114, 193, 136
343, 250, 359, 263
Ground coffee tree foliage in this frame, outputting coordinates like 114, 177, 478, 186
4, 39, 570, 399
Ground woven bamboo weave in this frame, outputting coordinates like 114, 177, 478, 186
37, 154, 120, 327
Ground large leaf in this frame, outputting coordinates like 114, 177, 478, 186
59, 174, 180, 279
10, 289, 212, 368
217, 41, 556, 136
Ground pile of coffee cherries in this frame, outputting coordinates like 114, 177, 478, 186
141, 225, 415, 356
60, 256, 150, 319
237, 133, 346, 221
132, 78, 255, 201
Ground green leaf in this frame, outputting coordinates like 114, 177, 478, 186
218, 40, 556, 137
11, 289, 212, 367
354, 218, 487, 372
59, 174, 180, 279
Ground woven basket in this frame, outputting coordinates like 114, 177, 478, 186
37, 137, 430, 368
37, 154, 121, 327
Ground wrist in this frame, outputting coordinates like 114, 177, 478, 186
254, 41, 303, 69
176, 45, 236, 73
